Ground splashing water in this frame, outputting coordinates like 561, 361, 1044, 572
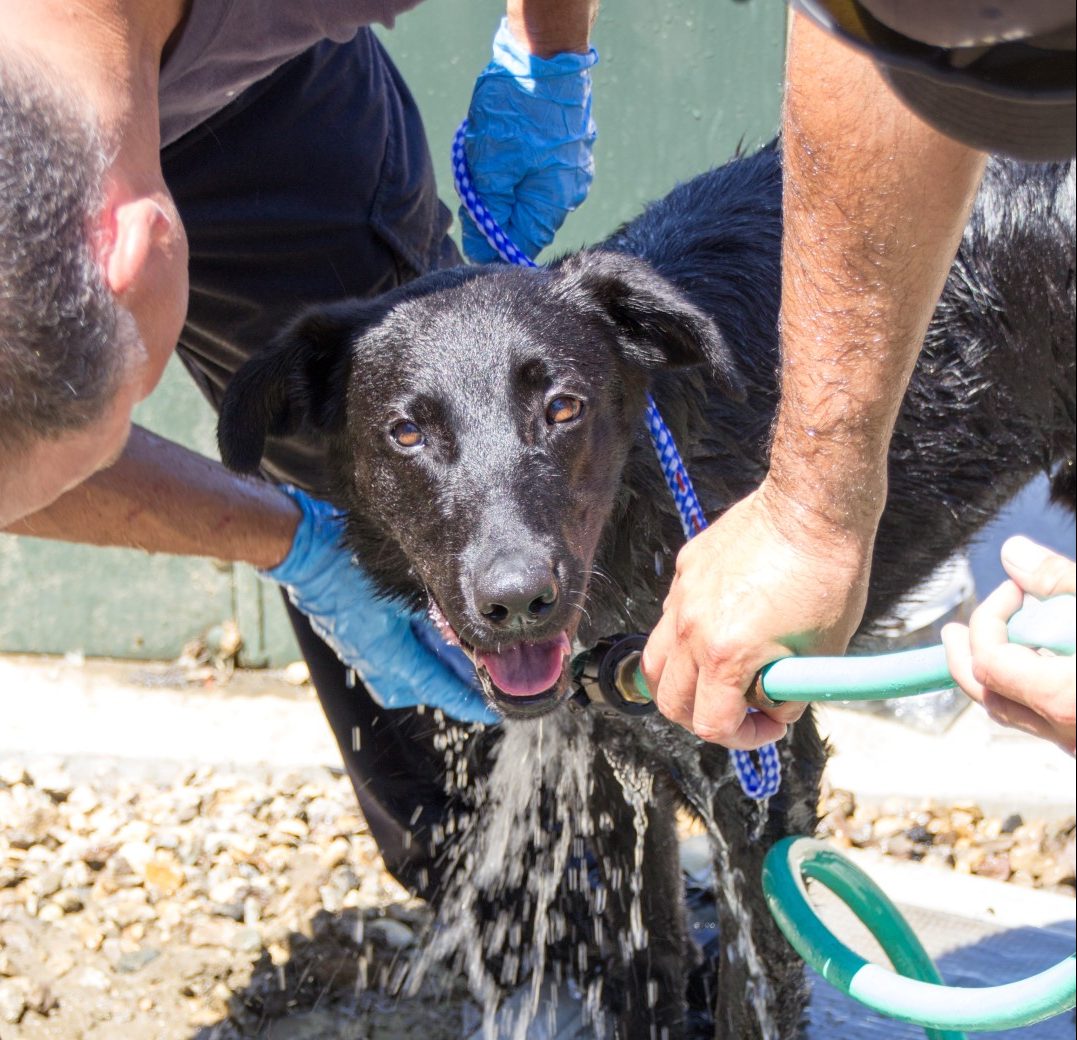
407, 711, 614, 1039
404, 710, 783, 1040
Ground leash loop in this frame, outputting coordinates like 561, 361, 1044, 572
452, 121, 538, 269
453, 121, 781, 800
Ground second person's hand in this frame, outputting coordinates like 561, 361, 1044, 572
264, 486, 499, 726
942, 536, 1075, 755
461, 16, 597, 263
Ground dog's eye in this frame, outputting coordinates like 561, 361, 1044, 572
390, 420, 424, 448
546, 396, 583, 424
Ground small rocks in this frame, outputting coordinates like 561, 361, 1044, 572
6, 754, 1066, 1040
0, 757, 442, 1036
233, 927, 263, 954
26, 980, 59, 1016
271, 817, 309, 842
70, 965, 112, 990
116, 947, 162, 974
0, 978, 27, 1024
0, 975, 59, 1024
283, 660, 311, 686
817, 783, 1076, 892
367, 917, 415, 950
0, 760, 31, 788
188, 919, 241, 949
144, 858, 185, 896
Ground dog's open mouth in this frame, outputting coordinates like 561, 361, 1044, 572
428, 601, 572, 716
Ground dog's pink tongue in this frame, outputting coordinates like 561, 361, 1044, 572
477, 633, 571, 697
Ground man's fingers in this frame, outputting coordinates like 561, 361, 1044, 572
640, 610, 674, 701
976, 643, 1075, 723
941, 622, 985, 702
686, 631, 800, 743
653, 654, 708, 732
642, 611, 697, 729
980, 689, 1068, 749
971, 578, 1023, 629
696, 707, 788, 751
968, 580, 1022, 670
1001, 535, 1077, 598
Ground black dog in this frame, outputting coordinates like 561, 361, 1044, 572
219, 146, 1075, 1038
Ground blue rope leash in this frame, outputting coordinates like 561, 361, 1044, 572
643, 401, 782, 799
452, 119, 781, 800
452, 121, 539, 270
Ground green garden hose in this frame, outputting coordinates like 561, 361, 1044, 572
763, 838, 1076, 1036
576, 595, 1076, 1032
757, 593, 1076, 1036
758, 593, 1075, 703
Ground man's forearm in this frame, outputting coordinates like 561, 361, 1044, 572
509, 0, 598, 56
769, 12, 987, 537
5, 425, 299, 570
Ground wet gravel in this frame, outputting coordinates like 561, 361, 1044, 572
0, 759, 1072, 1039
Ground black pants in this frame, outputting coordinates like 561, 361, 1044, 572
161, 31, 463, 896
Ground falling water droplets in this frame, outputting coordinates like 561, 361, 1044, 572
396, 709, 782, 1038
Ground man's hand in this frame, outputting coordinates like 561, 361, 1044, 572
942, 536, 1076, 755
641, 481, 873, 748
461, 16, 597, 263
266, 487, 499, 726
640, 14, 987, 750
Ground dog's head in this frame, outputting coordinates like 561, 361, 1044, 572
219, 251, 739, 718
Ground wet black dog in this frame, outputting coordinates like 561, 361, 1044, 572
219, 146, 1075, 1038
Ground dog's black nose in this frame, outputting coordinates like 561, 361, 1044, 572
474, 559, 559, 628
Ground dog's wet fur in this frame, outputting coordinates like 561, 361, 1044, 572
220, 145, 1075, 1038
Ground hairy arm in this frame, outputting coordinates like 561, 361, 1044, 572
641, 11, 987, 748
5, 426, 498, 724
770, 12, 987, 538
5, 425, 298, 570
508, 0, 598, 56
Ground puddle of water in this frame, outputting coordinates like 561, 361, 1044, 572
803, 892, 1076, 1040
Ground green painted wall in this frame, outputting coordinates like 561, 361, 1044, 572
0, 0, 786, 666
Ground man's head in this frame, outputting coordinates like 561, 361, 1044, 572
1, 49, 187, 526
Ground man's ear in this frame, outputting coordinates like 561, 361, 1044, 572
218, 300, 370, 473
100, 197, 172, 297
551, 250, 744, 400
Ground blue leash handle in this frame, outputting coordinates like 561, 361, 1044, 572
453, 121, 781, 799
452, 121, 538, 270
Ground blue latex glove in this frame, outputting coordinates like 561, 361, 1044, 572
263, 486, 499, 726
461, 17, 598, 263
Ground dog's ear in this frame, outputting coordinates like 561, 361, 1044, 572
218, 301, 368, 473
552, 250, 744, 399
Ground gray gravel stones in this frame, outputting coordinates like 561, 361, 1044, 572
0, 757, 468, 1039
816, 781, 1077, 891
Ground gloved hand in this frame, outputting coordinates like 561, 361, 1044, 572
461, 17, 598, 263
263, 486, 499, 726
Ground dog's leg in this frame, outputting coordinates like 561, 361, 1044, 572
590, 741, 687, 1039
700, 715, 824, 1039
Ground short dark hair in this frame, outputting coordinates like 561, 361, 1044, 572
0, 51, 122, 453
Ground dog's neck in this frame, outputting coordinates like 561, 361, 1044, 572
583, 366, 773, 643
